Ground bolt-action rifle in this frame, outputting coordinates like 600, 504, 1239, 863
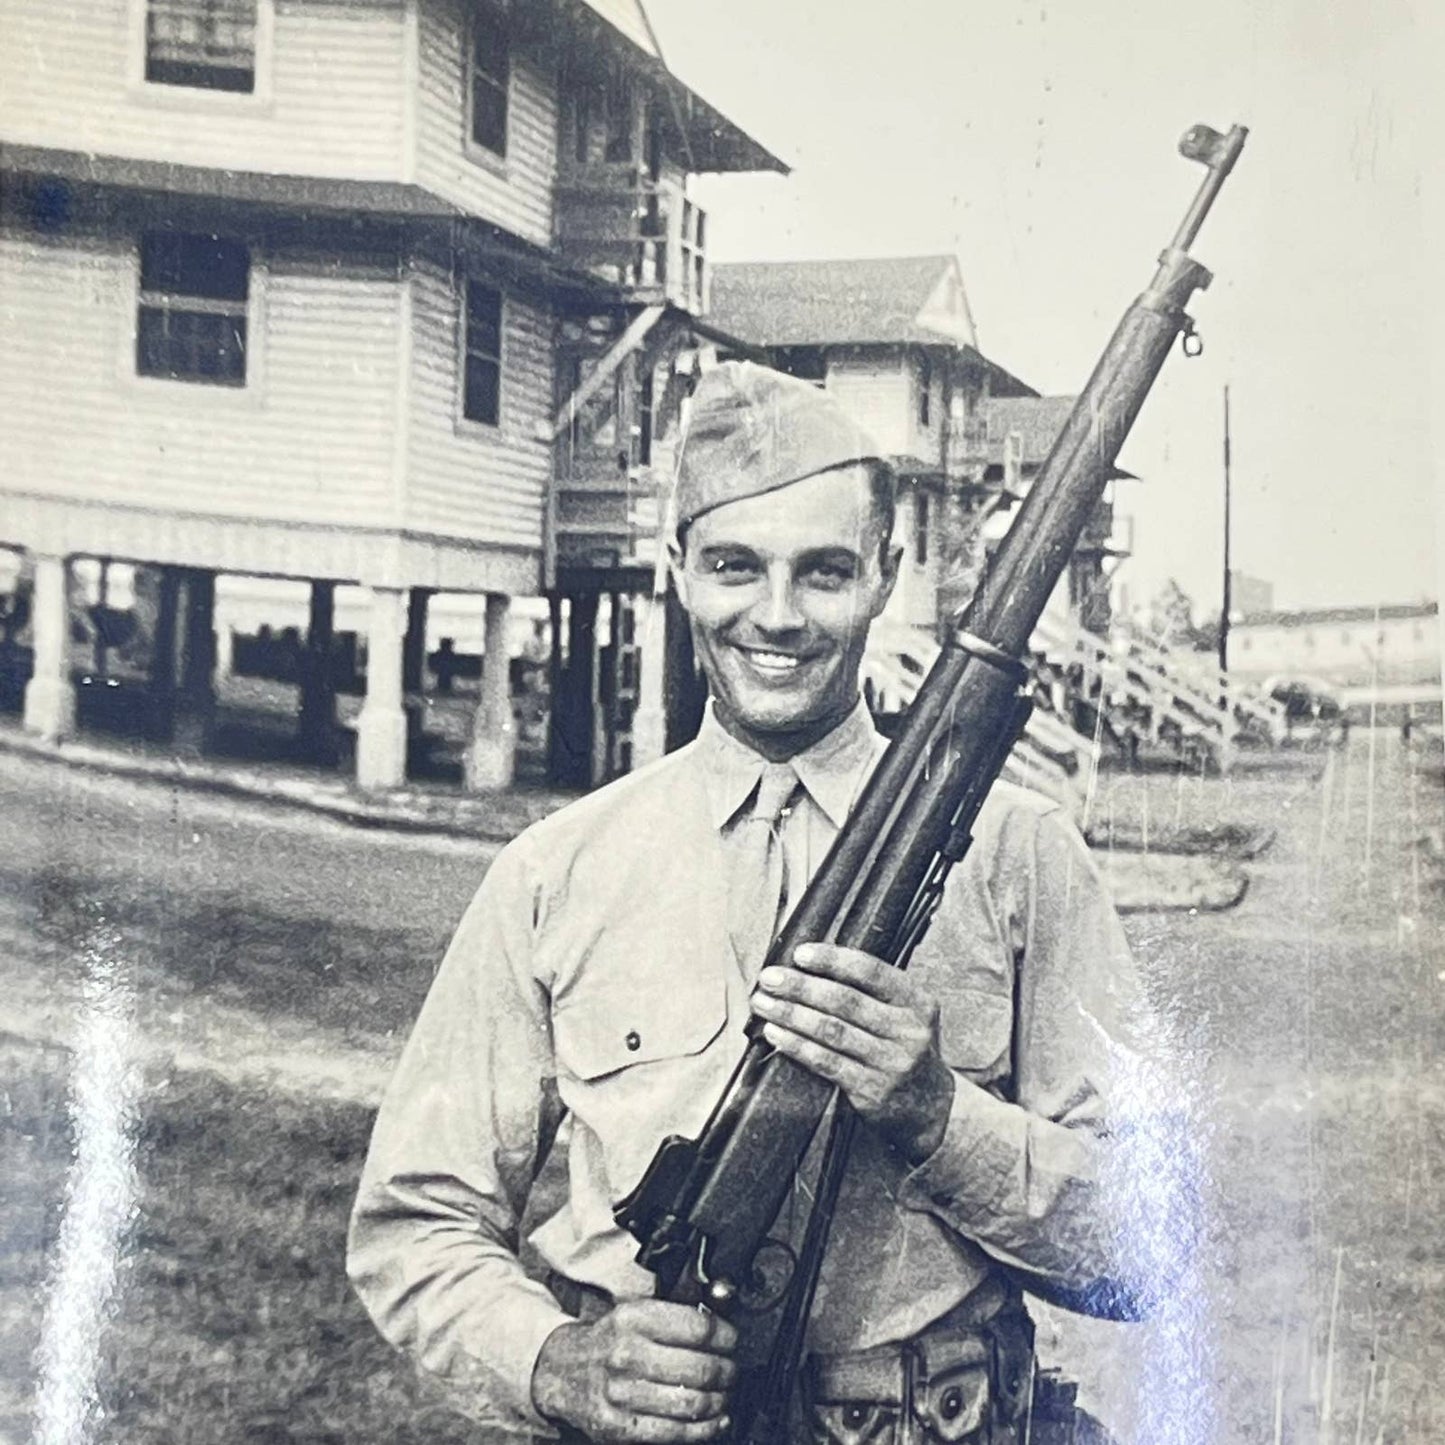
615, 122, 1248, 1441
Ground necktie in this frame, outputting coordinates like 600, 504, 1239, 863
727, 762, 801, 979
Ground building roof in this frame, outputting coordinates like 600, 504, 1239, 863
1, 145, 617, 302
984, 395, 1075, 466
710, 255, 976, 348
1235, 601, 1439, 629
579, 0, 663, 57
564, 0, 788, 175
983, 394, 1137, 481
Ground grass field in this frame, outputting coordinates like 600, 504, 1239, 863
2, 733, 1442, 1443
1, 1037, 478, 1445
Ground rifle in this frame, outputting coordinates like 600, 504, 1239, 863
615, 121, 1247, 1437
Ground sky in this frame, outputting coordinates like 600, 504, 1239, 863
645, 0, 1439, 619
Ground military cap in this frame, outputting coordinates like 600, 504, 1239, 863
673, 361, 889, 533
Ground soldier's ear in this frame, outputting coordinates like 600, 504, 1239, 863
869, 542, 904, 616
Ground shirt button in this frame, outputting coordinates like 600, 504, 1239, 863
625, 1030, 642, 1052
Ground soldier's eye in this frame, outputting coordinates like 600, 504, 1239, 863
709, 554, 761, 581
802, 559, 856, 588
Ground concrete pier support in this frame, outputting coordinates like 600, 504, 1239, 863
464, 592, 515, 791
22, 553, 76, 743
355, 585, 407, 790
297, 580, 338, 764
147, 567, 183, 741
175, 568, 218, 752
631, 591, 667, 767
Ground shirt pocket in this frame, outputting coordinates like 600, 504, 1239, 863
553, 971, 729, 1082
551, 971, 733, 1198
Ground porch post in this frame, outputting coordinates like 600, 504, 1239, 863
22, 553, 76, 743
464, 592, 515, 790
355, 584, 408, 790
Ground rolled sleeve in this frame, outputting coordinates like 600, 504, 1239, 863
347, 839, 572, 1434
900, 800, 1194, 1318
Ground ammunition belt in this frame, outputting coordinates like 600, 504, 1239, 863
800, 1282, 1034, 1445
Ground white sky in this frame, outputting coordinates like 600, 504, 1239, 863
646, 0, 1439, 617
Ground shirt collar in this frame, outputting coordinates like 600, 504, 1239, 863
697, 698, 883, 832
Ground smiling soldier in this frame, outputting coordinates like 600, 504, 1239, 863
349, 362, 1164, 1445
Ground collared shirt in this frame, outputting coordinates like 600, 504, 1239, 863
348, 701, 1164, 1437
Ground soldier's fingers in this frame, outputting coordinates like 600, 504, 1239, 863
751, 991, 888, 1064
605, 1375, 730, 1423
626, 1300, 738, 1353
755, 967, 899, 1037
789, 943, 906, 1000
606, 1409, 732, 1444
625, 1341, 737, 1392
760, 1021, 871, 1097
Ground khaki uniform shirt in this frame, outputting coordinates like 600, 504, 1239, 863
348, 703, 1157, 1436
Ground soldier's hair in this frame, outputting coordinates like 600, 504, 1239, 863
864, 461, 897, 559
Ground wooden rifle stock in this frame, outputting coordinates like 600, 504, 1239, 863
614, 120, 1248, 1426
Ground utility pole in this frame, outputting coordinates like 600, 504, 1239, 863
1219, 384, 1232, 677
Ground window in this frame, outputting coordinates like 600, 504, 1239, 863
913, 493, 930, 566
136, 231, 249, 386
469, 5, 510, 157
637, 367, 654, 466
918, 354, 932, 427
463, 282, 503, 426
145, 0, 257, 93
604, 65, 634, 163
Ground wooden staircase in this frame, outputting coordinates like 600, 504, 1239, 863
863, 617, 1096, 819
1030, 615, 1288, 773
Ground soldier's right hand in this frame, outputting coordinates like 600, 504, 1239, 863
531, 1299, 738, 1443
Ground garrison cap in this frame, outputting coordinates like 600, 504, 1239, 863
673, 361, 889, 534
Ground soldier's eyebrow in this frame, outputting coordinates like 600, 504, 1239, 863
796, 546, 862, 573
695, 542, 763, 567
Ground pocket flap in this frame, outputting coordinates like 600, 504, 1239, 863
554, 975, 728, 1082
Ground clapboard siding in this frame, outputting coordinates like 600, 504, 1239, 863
0, 0, 407, 181
403, 257, 552, 554
0, 225, 402, 530
413, 0, 557, 247
826, 356, 911, 455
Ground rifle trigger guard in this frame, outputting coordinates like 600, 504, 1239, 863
1181, 321, 1203, 357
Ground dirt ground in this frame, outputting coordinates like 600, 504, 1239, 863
1, 731, 1442, 1443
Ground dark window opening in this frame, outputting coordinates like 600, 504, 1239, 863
918, 353, 933, 427
137, 231, 249, 386
914, 493, 930, 566
637, 368, 654, 466
469, 6, 510, 157
604, 65, 634, 163
463, 281, 503, 426
145, 0, 257, 93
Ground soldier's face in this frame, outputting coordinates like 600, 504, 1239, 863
673, 466, 899, 750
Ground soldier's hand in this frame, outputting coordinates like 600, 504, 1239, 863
531, 1299, 737, 1444
751, 943, 956, 1164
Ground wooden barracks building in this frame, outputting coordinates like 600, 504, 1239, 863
0, 0, 784, 789
708, 258, 1127, 646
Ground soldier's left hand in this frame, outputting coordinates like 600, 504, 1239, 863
751, 943, 956, 1165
